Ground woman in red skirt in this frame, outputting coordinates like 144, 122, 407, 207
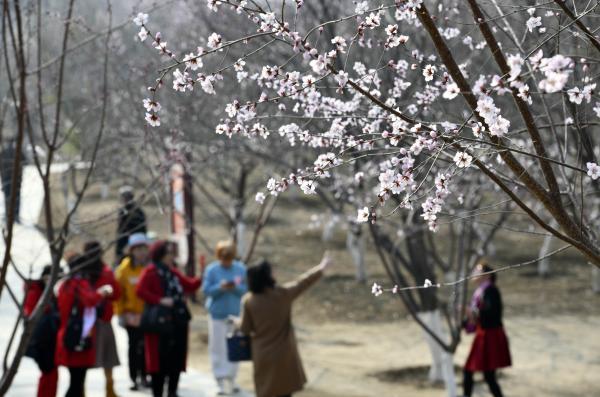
463, 262, 511, 397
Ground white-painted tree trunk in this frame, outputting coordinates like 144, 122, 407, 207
417, 310, 457, 397
538, 221, 557, 277
537, 234, 553, 277
321, 214, 340, 242
236, 221, 247, 259
100, 182, 109, 199
592, 266, 600, 294
346, 225, 367, 282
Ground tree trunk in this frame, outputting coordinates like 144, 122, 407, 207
538, 234, 553, 277
346, 223, 367, 282
592, 266, 600, 294
236, 220, 247, 259
417, 310, 457, 397
321, 213, 340, 242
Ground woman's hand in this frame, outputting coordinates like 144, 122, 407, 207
97, 285, 113, 297
220, 280, 235, 291
159, 297, 174, 307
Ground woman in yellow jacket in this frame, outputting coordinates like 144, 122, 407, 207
114, 233, 150, 390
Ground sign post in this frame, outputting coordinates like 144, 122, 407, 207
170, 162, 195, 277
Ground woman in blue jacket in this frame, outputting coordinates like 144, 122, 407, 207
202, 240, 247, 395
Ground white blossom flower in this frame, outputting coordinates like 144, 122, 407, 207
582, 83, 596, 103
517, 84, 532, 104
335, 71, 349, 89
331, 36, 347, 52
207, 32, 222, 49
138, 27, 148, 42
143, 98, 161, 112
423, 279, 433, 288
587, 162, 600, 180
234, 59, 246, 72
145, 112, 160, 127
300, 179, 317, 194
422, 64, 436, 82
357, 207, 370, 223
526, 16, 542, 32
593, 102, 600, 118
355, 1, 369, 15
507, 54, 523, 80
442, 82, 460, 99
184, 53, 203, 70
365, 12, 381, 28
539, 71, 569, 93
454, 152, 473, 168
133, 12, 148, 26
255, 192, 266, 204
371, 282, 383, 297
567, 87, 584, 104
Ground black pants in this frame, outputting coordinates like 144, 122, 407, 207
65, 367, 88, 397
151, 326, 187, 397
126, 326, 146, 384
463, 369, 503, 397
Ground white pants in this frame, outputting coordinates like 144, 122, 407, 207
208, 317, 239, 381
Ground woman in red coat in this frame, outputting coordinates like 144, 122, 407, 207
56, 255, 113, 397
136, 241, 201, 397
83, 241, 121, 397
463, 262, 511, 397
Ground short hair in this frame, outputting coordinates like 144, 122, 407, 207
149, 240, 169, 263
247, 260, 276, 294
215, 240, 237, 261
476, 260, 497, 283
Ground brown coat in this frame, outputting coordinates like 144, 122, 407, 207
240, 266, 323, 397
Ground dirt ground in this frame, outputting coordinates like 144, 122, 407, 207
188, 314, 600, 397
51, 178, 600, 397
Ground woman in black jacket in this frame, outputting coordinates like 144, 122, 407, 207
463, 262, 512, 397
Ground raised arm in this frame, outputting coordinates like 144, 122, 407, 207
173, 268, 202, 293
283, 266, 323, 301
283, 253, 331, 301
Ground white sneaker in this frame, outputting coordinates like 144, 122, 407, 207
216, 378, 228, 395
226, 378, 242, 395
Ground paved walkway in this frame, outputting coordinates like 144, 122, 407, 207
0, 166, 234, 396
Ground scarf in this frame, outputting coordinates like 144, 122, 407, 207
470, 280, 492, 313
155, 262, 184, 302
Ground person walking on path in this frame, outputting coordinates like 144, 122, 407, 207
23, 265, 61, 397
83, 241, 121, 397
115, 186, 147, 262
202, 241, 247, 395
114, 233, 151, 391
136, 240, 202, 397
238, 253, 330, 397
462, 261, 512, 397
56, 254, 113, 397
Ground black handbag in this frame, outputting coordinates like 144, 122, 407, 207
26, 300, 59, 372
173, 300, 192, 326
140, 304, 174, 334
227, 332, 252, 362
63, 290, 92, 352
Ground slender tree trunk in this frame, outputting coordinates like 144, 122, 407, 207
346, 223, 367, 282
417, 310, 457, 397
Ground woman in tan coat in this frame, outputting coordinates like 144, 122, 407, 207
239, 254, 331, 397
